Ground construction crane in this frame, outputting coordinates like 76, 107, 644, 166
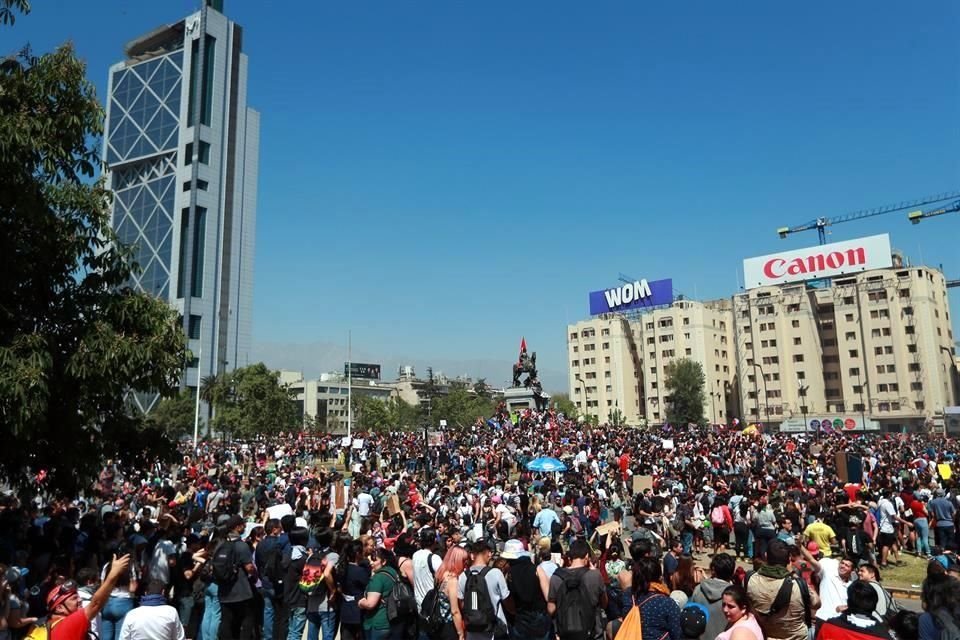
907, 200, 960, 288
776, 191, 960, 244
908, 200, 960, 225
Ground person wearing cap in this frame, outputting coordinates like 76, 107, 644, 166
501, 540, 550, 640
2, 565, 37, 636
42, 554, 131, 640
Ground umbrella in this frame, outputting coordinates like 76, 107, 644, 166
526, 457, 567, 473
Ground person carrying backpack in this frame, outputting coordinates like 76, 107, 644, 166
458, 541, 511, 640
359, 548, 403, 640
214, 514, 257, 640
547, 539, 605, 640
31, 554, 131, 640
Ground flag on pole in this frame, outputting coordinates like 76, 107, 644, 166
520, 337, 527, 353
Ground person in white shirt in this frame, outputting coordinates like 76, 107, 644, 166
355, 489, 374, 518
119, 581, 185, 640
411, 528, 443, 610
801, 544, 855, 621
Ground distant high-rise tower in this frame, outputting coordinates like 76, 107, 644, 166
103, 3, 259, 411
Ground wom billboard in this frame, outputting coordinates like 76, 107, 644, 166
743, 234, 892, 289
589, 278, 673, 315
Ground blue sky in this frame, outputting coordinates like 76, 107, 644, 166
12, 1, 960, 391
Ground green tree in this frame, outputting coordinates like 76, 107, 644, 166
431, 382, 496, 429
664, 358, 706, 427
147, 392, 197, 438
352, 394, 391, 433
551, 393, 578, 417
209, 363, 299, 438
0, 5, 188, 494
386, 396, 418, 431
608, 407, 626, 427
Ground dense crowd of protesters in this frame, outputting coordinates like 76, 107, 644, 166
3, 405, 960, 640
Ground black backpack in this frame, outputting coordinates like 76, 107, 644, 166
383, 571, 418, 623
257, 542, 284, 592
554, 568, 596, 640
211, 540, 240, 584
419, 558, 443, 635
462, 567, 497, 633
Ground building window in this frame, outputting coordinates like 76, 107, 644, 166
916, 401, 925, 410
908, 363, 921, 372
793, 355, 804, 362
686, 348, 692, 355
573, 346, 578, 353
849, 350, 859, 358
911, 382, 923, 391
791, 320, 800, 328
198, 141, 211, 165
188, 314, 202, 339
797, 371, 805, 379
185, 142, 193, 165
601, 328, 610, 336
604, 356, 610, 363
187, 356, 199, 369
571, 360, 579, 367
602, 342, 610, 350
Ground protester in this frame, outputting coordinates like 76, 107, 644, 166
815, 581, 892, 640
690, 553, 735, 640
117, 580, 185, 640
717, 585, 764, 640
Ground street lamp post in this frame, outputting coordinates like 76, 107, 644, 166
751, 363, 769, 426
575, 374, 587, 416
856, 370, 867, 434
798, 380, 810, 440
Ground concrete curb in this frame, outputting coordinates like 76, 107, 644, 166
889, 586, 921, 600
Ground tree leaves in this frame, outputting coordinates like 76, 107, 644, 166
207, 364, 300, 438
664, 358, 707, 427
0, 30, 186, 495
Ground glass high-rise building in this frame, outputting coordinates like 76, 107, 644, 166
103, 2, 258, 411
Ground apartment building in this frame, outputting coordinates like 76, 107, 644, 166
733, 265, 957, 432
567, 299, 737, 425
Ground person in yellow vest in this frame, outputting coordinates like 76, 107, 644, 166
29, 554, 130, 640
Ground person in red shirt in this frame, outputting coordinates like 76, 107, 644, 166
909, 493, 932, 557
42, 554, 131, 640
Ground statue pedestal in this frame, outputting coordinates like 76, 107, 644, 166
503, 387, 550, 413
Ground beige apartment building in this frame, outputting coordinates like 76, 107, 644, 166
733, 265, 957, 431
567, 299, 737, 425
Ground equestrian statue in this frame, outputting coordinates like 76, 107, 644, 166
511, 337, 538, 388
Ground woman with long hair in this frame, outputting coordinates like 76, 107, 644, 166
919, 572, 960, 640
432, 546, 469, 640
608, 557, 682, 640
335, 540, 370, 640
669, 554, 703, 597
359, 548, 401, 640
717, 585, 763, 640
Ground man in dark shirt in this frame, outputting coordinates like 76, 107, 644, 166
283, 526, 311, 640
217, 514, 257, 640
663, 539, 682, 585
255, 519, 285, 640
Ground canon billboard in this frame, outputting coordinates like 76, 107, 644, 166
743, 234, 892, 288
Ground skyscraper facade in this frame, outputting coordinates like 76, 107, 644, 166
103, 3, 258, 410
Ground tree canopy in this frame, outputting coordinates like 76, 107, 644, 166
206, 363, 300, 438
0, 5, 188, 494
664, 358, 707, 427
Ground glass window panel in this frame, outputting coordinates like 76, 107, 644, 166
169, 50, 183, 71
157, 232, 172, 264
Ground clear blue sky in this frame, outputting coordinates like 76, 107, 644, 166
12, 1, 960, 390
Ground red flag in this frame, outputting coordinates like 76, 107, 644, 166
520, 337, 527, 353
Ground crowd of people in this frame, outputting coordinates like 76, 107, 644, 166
3, 405, 960, 640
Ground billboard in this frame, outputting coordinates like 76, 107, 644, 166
589, 278, 673, 315
779, 416, 879, 433
344, 362, 381, 380
743, 234, 892, 289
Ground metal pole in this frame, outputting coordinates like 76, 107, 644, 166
193, 340, 202, 454
347, 331, 352, 439
858, 371, 867, 434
